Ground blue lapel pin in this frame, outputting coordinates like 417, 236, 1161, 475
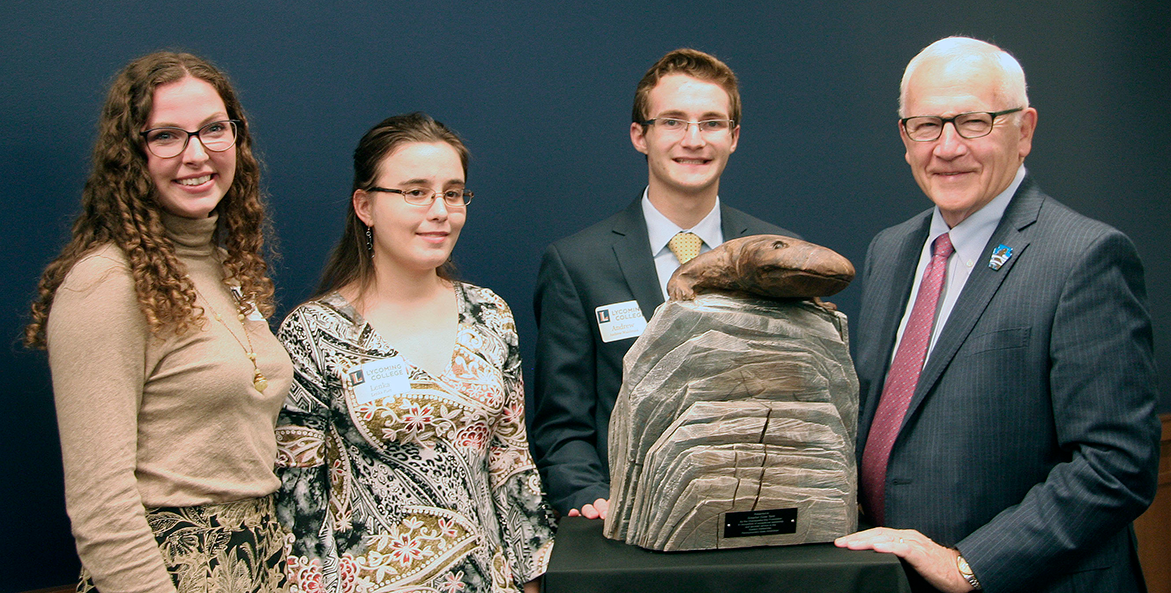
988, 244, 1013, 270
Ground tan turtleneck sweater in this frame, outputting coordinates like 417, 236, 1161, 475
47, 212, 293, 593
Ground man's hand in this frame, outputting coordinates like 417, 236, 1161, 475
567, 498, 609, 520
835, 528, 974, 592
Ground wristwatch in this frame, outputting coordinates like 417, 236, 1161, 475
956, 553, 982, 591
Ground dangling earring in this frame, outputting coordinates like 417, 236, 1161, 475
365, 225, 374, 258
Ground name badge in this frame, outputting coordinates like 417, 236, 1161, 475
596, 300, 647, 343
230, 286, 267, 321
349, 356, 412, 404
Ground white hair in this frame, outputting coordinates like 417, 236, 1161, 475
899, 36, 1029, 118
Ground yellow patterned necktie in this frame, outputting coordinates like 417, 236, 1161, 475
668, 231, 703, 264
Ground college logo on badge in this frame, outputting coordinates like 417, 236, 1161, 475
349, 356, 411, 404
988, 244, 1013, 271
348, 369, 365, 386
595, 300, 647, 343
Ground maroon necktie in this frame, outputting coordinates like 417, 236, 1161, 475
860, 232, 954, 525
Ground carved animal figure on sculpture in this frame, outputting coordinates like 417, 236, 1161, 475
667, 234, 855, 303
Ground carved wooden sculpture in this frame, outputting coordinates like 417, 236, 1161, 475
605, 237, 859, 551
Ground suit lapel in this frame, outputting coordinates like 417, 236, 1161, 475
610, 198, 664, 320
720, 204, 752, 239
903, 179, 1044, 421
859, 214, 932, 429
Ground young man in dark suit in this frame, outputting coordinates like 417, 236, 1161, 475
835, 37, 1160, 593
531, 48, 796, 519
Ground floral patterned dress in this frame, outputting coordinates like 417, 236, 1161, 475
275, 284, 555, 593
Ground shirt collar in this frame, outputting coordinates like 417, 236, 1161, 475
641, 187, 723, 254
928, 165, 1026, 266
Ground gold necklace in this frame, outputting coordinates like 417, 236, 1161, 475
192, 284, 269, 393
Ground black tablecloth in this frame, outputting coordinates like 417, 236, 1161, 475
543, 517, 911, 593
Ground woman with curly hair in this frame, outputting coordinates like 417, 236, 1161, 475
274, 112, 555, 593
26, 51, 292, 593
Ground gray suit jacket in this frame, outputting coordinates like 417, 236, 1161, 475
531, 197, 793, 513
854, 177, 1160, 593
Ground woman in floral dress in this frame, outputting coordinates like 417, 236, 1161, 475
275, 112, 555, 593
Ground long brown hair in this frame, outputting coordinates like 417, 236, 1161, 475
25, 51, 275, 348
313, 112, 468, 300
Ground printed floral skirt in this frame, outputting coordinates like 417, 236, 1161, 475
79, 494, 289, 593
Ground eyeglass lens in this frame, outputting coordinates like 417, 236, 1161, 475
651, 118, 733, 135
399, 188, 472, 206
144, 120, 237, 158
903, 113, 995, 141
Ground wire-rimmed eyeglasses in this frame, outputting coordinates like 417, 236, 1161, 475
367, 187, 473, 207
640, 117, 736, 136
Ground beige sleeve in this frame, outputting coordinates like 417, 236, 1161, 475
47, 252, 177, 593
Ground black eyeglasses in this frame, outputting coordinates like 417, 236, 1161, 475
140, 120, 240, 158
367, 187, 473, 207
900, 108, 1023, 142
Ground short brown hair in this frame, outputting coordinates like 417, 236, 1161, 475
632, 48, 741, 125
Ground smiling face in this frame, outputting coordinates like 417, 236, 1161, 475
901, 60, 1036, 227
354, 141, 467, 276
631, 73, 739, 203
144, 76, 236, 219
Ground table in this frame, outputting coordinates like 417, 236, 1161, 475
543, 517, 911, 593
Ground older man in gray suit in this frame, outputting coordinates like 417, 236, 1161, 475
835, 37, 1160, 593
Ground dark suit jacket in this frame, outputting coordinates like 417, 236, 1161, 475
531, 197, 793, 513
855, 177, 1160, 593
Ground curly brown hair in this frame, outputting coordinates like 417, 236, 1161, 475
25, 51, 276, 349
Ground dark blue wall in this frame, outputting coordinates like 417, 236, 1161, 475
3, 2, 1167, 590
